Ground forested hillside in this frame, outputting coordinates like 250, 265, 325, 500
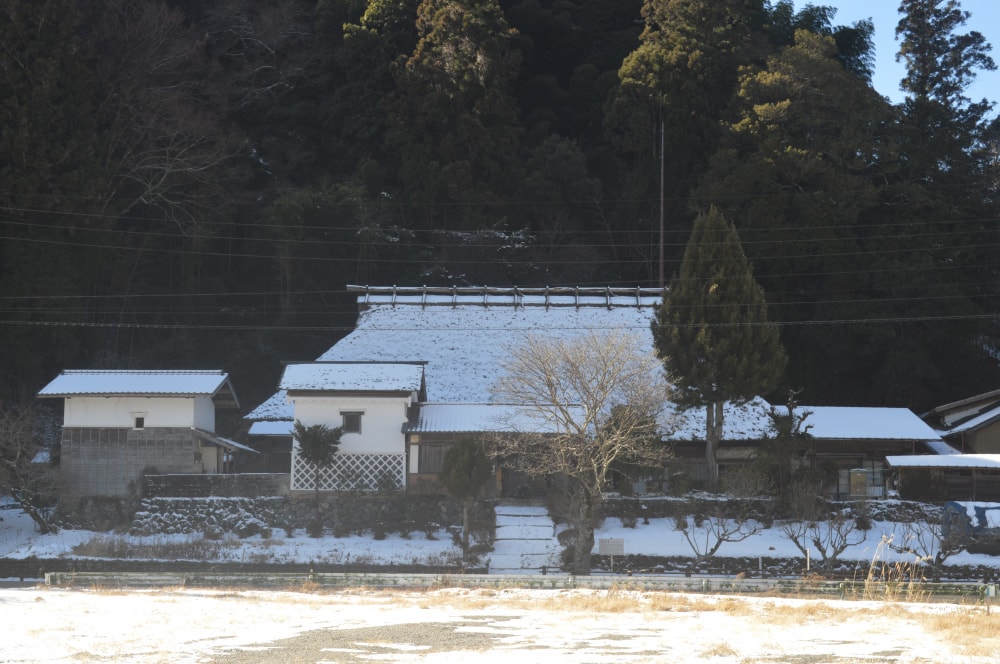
1, 0, 997, 412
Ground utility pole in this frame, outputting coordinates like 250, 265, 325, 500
658, 114, 665, 289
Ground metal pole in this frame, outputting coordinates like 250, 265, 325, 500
658, 116, 665, 289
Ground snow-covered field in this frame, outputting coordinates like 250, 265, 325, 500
3, 582, 1000, 662
4, 500, 1000, 662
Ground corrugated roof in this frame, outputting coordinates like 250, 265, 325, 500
38, 370, 238, 407
407, 403, 582, 434
279, 362, 424, 393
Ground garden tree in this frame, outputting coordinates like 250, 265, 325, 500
439, 441, 493, 560
780, 509, 867, 570
652, 207, 786, 487
292, 420, 343, 535
489, 330, 674, 575
674, 509, 763, 570
890, 522, 966, 581
0, 405, 58, 534
386, 0, 525, 230
755, 392, 813, 499
605, 0, 768, 277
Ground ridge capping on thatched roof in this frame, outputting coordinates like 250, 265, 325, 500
347, 285, 663, 310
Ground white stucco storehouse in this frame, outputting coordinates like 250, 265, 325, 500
37, 370, 244, 496
278, 362, 426, 492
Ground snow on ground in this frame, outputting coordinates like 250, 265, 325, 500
4, 499, 1000, 662
4, 498, 1000, 571
1, 583, 998, 662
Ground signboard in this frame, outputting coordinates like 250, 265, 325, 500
598, 538, 625, 556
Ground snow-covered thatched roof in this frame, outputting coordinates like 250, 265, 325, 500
319, 285, 663, 403
247, 285, 661, 423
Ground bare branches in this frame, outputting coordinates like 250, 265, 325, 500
488, 330, 675, 574
0, 404, 58, 534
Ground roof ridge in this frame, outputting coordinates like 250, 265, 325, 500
61, 369, 226, 375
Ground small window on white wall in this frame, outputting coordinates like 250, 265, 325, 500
341, 411, 363, 433
133, 416, 145, 430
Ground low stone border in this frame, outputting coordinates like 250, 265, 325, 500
42, 570, 996, 604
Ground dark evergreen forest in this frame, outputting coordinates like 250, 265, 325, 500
1, 0, 997, 413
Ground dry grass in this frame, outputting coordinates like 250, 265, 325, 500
915, 609, 1000, 657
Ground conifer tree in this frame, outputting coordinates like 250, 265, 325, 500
293, 420, 343, 536
439, 441, 493, 560
652, 207, 786, 486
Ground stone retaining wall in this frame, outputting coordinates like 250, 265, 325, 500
143, 473, 289, 498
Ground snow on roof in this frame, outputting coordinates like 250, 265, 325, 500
667, 402, 944, 443
317, 287, 661, 403
779, 406, 942, 441
38, 370, 238, 406
924, 439, 963, 455
248, 420, 293, 436
279, 362, 424, 393
407, 403, 582, 434
246, 390, 292, 421
665, 398, 774, 441
936, 403, 1000, 436
886, 454, 1000, 470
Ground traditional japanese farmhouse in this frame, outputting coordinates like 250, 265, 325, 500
668, 402, 944, 499
884, 389, 1000, 501
37, 370, 246, 496
247, 285, 663, 495
247, 285, 949, 499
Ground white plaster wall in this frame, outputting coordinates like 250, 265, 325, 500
192, 396, 216, 430
63, 396, 197, 428
291, 395, 411, 454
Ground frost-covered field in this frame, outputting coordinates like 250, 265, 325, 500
5, 500, 1000, 662
2, 585, 1000, 663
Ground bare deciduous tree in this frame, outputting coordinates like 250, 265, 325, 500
488, 330, 675, 575
781, 510, 867, 570
889, 520, 967, 581
675, 509, 763, 569
0, 405, 58, 534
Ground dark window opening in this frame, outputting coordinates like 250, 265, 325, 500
341, 411, 363, 434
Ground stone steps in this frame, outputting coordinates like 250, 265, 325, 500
489, 504, 563, 575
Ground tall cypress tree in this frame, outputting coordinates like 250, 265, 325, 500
652, 207, 786, 486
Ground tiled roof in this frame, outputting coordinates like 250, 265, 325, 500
38, 370, 238, 407
279, 362, 424, 393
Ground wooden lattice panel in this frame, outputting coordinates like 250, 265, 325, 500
291, 453, 405, 492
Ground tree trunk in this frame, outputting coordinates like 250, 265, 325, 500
462, 499, 471, 560
705, 401, 723, 487
573, 490, 595, 575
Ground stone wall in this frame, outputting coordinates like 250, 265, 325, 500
60, 427, 196, 497
126, 494, 474, 538
143, 473, 289, 498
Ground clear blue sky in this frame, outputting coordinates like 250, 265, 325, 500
820, 0, 1000, 107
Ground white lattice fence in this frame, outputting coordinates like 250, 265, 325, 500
291, 453, 405, 492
